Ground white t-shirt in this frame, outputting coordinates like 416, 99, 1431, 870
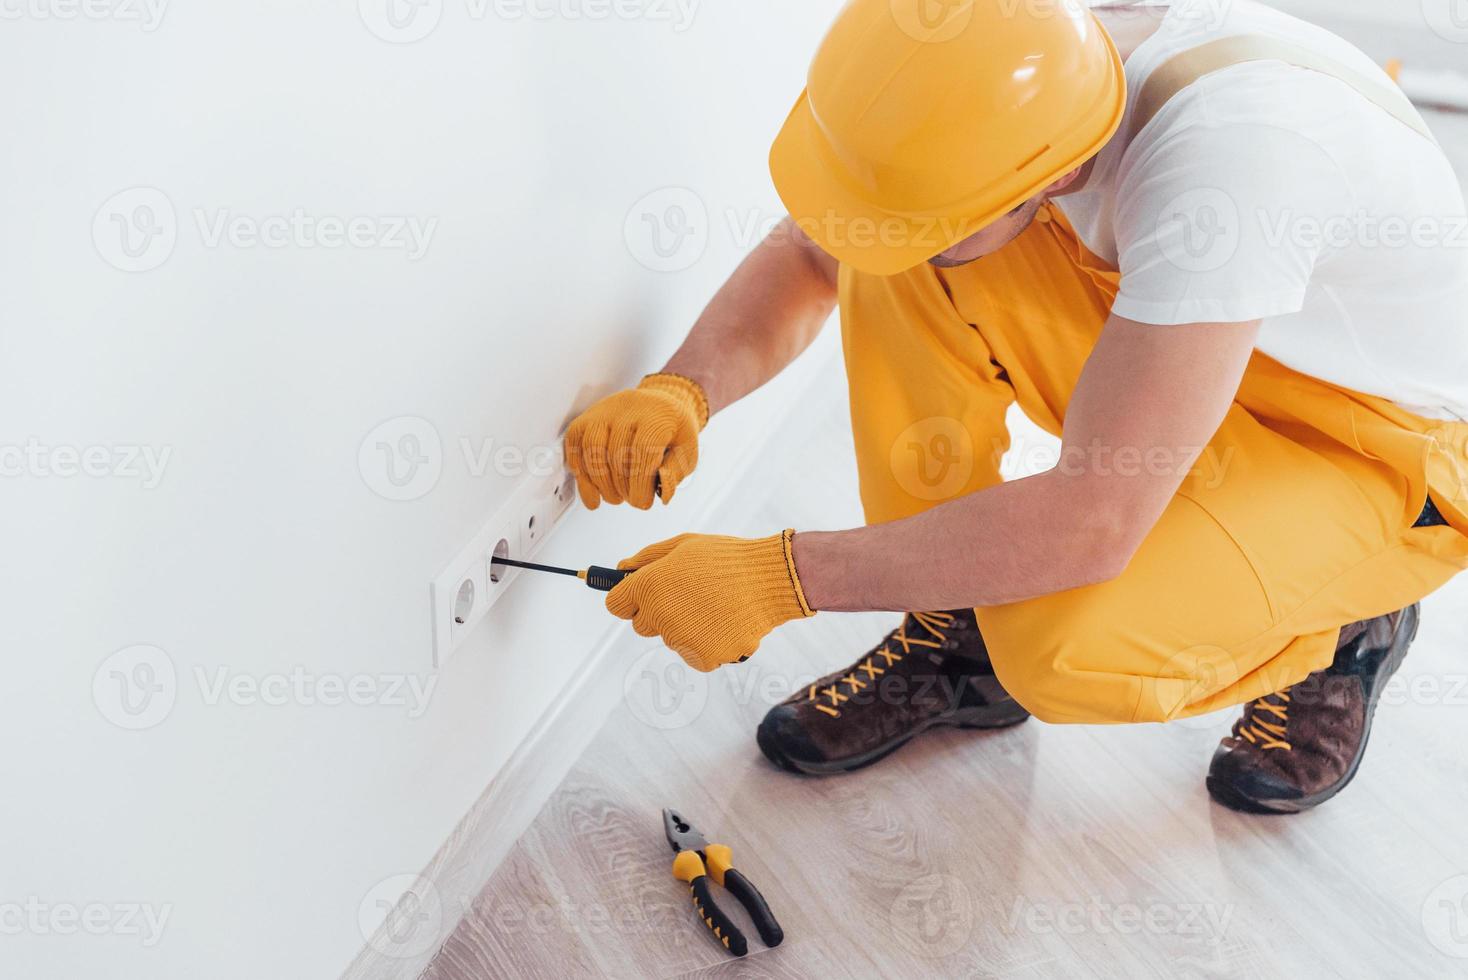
1057, 0, 1468, 421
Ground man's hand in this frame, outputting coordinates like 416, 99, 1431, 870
563, 373, 708, 510
563, 219, 837, 514
605, 530, 815, 671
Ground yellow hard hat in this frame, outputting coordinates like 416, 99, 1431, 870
770, 0, 1126, 274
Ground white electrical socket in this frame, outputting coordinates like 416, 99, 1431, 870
521, 468, 576, 554
429, 465, 579, 666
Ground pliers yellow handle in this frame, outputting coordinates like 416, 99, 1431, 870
665, 808, 783, 957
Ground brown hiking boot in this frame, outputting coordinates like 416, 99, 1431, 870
1207, 604, 1420, 814
756, 609, 1030, 775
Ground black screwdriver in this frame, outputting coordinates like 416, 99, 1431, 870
491, 556, 631, 592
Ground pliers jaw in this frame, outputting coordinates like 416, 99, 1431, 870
663, 807, 709, 855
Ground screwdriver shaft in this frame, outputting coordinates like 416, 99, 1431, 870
491, 556, 580, 578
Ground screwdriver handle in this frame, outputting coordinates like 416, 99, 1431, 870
583, 565, 631, 592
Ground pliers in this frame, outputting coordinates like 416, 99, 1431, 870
663, 807, 784, 957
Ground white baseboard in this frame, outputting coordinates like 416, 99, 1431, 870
340, 333, 841, 980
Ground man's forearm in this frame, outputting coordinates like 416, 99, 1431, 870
789, 315, 1258, 613
791, 470, 1145, 612
663, 218, 838, 415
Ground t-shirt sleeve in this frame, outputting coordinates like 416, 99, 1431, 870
1110, 111, 1353, 326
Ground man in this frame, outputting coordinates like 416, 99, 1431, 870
563, 0, 1468, 814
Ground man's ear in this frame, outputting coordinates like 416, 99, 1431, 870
1045, 167, 1087, 195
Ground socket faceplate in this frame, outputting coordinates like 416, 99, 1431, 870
429, 466, 577, 666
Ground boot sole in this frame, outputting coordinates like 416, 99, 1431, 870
1207, 604, 1420, 815
757, 701, 1032, 777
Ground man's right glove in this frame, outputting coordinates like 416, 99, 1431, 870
563, 372, 709, 510
605, 530, 815, 671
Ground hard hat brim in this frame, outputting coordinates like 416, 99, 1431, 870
770, 91, 964, 276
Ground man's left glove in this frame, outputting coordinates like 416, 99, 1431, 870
605, 530, 816, 672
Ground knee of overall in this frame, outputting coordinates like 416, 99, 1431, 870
978, 595, 1206, 726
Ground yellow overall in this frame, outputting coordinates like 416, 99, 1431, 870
840, 203, 1468, 724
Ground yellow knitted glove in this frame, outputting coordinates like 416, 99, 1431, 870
563, 373, 709, 510
605, 530, 816, 672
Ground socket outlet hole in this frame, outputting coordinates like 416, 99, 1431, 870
453, 579, 475, 625
489, 538, 511, 583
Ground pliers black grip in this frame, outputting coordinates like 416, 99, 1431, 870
664, 807, 783, 957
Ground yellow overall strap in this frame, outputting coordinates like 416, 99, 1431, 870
1130, 34, 1436, 143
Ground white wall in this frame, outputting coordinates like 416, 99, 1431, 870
0, 3, 840, 977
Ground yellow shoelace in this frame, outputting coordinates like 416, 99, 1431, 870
1239, 691, 1292, 751
809, 611, 956, 718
